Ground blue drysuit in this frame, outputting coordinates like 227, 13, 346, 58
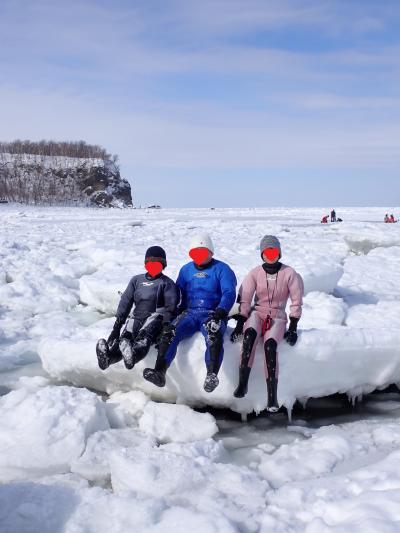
163, 259, 237, 371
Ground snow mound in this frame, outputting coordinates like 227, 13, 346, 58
257, 418, 400, 488
0, 386, 109, 482
71, 428, 155, 484
0, 478, 240, 532
301, 291, 347, 328
110, 443, 268, 531
262, 436, 400, 531
301, 264, 343, 295
346, 300, 400, 329
338, 246, 400, 305
80, 275, 122, 315
138, 401, 218, 443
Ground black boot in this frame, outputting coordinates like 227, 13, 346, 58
264, 339, 279, 412
204, 372, 219, 393
233, 366, 251, 398
120, 330, 153, 370
119, 338, 136, 369
233, 328, 257, 398
143, 322, 175, 387
96, 339, 110, 370
267, 377, 279, 412
143, 355, 168, 387
203, 327, 224, 393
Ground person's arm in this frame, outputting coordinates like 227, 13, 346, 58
176, 267, 187, 314
116, 277, 137, 323
284, 270, 304, 346
237, 270, 257, 319
288, 270, 304, 319
162, 279, 180, 323
216, 264, 237, 315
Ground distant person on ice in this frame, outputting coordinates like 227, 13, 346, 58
321, 215, 329, 224
143, 233, 237, 393
331, 209, 336, 222
230, 235, 304, 412
96, 246, 179, 371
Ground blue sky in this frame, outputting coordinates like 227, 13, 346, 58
0, 0, 399, 207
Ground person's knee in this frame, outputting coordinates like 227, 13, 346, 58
243, 328, 257, 350
264, 338, 277, 354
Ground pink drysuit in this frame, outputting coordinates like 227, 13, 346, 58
237, 264, 304, 377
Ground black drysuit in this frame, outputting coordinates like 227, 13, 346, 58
108, 273, 180, 364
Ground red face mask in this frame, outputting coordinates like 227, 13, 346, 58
262, 247, 280, 263
145, 261, 163, 277
189, 247, 210, 266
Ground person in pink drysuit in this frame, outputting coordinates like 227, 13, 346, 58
230, 235, 304, 411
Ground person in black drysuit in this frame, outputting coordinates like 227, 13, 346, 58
96, 246, 180, 371
331, 209, 336, 223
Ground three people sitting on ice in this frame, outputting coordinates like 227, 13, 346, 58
95, 246, 179, 371
143, 233, 237, 393
230, 235, 304, 411
96, 233, 304, 411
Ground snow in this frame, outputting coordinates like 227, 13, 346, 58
0, 385, 109, 482
1, 152, 106, 169
71, 428, 156, 485
1, 204, 400, 532
138, 401, 218, 442
109, 443, 268, 530
2, 204, 399, 413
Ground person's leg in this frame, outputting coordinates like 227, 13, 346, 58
131, 315, 163, 363
233, 312, 262, 398
200, 315, 227, 392
96, 319, 140, 370
143, 312, 198, 387
263, 319, 286, 411
120, 315, 162, 369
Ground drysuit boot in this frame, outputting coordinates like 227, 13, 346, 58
203, 329, 224, 393
266, 377, 279, 412
204, 372, 219, 393
119, 338, 136, 369
120, 330, 152, 370
143, 355, 168, 388
96, 339, 110, 370
233, 366, 251, 398
233, 328, 257, 398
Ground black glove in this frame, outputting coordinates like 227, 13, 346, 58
107, 317, 124, 346
161, 322, 176, 342
284, 317, 299, 346
205, 308, 227, 334
213, 308, 228, 321
230, 314, 246, 343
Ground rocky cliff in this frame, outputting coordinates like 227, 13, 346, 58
0, 151, 133, 207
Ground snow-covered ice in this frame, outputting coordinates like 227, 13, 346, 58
0, 385, 109, 482
1, 204, 400, 532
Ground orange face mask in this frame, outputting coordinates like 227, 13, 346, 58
189, 247, 210, 266
145, 261, 163, 277
262, 247, 280, 263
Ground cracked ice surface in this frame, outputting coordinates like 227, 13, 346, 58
1, 205, 400, 532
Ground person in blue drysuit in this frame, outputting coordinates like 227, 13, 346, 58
143, 233, 237, 393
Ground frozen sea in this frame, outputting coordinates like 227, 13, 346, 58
1, 205, 400, 532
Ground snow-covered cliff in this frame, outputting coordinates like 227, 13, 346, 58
0, 152, 132, 207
